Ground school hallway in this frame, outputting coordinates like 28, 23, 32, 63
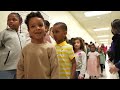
0, 11, 120, 79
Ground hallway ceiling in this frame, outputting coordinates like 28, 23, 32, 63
69, 11, 120, 46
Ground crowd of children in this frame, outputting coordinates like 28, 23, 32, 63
0, 11, 119, 79
68, 38, 106, 79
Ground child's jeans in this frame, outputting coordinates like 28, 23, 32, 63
0, 69, 16, 79
75, 71, 80, 79
75, 71, 85, 79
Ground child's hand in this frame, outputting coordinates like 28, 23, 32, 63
78, 74, 84, 79
107, 59, 111, 63
109, 65, 119, 74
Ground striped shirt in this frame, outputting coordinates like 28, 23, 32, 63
55, 41, 75, 79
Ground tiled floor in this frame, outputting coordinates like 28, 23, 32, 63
85, 69, 120, 79
84, 58, 118, 79
99, 70, 107, 79
84, 69, 106, 79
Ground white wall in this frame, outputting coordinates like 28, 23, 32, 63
0, 11, 95, 43
42, 11, 95, 43
0, 11, 11, 31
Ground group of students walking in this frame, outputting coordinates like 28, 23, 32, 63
0, 11, 120, 79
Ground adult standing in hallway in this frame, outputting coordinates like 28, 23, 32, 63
109, 19, 120, 78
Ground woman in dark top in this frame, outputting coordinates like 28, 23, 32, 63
109, 19, 120, 78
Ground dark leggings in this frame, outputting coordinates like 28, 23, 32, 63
100, 64, 104, 73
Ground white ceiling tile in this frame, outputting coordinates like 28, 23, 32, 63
70, 11, 120, 45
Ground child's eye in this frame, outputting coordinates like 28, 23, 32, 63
13, 18, 17, 21
55, 31, 59, 34
31, 25, 35, 28
7, 18, 18, 22
39, 24, 43, 27
52, 30, 60, 34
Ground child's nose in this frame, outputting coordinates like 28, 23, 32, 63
9, 20, 13, 23
75, 44, 77, 46
36, 26, 41, 30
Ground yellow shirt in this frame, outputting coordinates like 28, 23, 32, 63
55, 41, 75, 79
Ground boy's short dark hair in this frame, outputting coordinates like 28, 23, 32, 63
25, 11, 44, 29
53, 22, 67, 42
44, 20, 50, 28
53, 22, 67, 31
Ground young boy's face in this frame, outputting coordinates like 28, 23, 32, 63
52, 25, 67, 43
28, 17, 45, 40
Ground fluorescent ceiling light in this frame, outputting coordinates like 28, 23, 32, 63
93, 27, 110, 31
97, 17, 100, 18
84, 11, 112, 17
97, 35, 109, 38
100, 42, 108, 43
99, 39, 108, 41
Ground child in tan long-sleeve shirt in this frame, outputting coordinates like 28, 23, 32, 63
16, 11, 59, 79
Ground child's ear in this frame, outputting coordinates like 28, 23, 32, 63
64, 31, 67, 35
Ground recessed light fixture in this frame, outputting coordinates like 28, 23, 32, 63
100, 42, 108, 44
97, 35, 109, 38
93, 27, 110, 31
84, 11, 112, 17
99, 39, 108, 41
97, 17, 100, 18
